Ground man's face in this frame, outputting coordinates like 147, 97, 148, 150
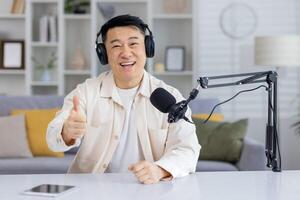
105, 26, 147, 89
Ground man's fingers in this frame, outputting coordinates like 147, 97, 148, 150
129, 162, 146, 173
69, 110, 86, 122
69, 131, 85, 139
128, 164, 133, 171
135, 169, 148, 179
69, 96, 87, 127
138, 174, 150, 183
72, 95, 79, 112
62, 100, 87, 145
69, 127, 85, 135
64, 125, 86, 139
143, 179, 154, 185
69, 121, 86, 129
128, 161, 164, 184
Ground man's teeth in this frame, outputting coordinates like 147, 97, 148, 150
120, 62, 135, 67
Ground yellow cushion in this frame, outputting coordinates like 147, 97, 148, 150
192, 113, 224, 122
11, 108, 64, 157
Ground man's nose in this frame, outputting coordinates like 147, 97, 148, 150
120, 45, 133, 58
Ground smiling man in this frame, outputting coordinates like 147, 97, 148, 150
46, 15, 200, 184
106, 26, 146, 88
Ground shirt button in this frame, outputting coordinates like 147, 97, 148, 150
103, 163, 108, 168
114, 135, 119, 140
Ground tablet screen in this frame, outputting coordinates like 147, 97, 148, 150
22, 184, 75, 197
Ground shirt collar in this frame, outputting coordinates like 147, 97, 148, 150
137, 70, 151, 98
100, 70, 151, 104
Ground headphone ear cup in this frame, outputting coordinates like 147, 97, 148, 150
145, 35, 155, 58
96, 43, 108, 65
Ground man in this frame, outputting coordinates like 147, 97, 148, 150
47, 14, 200, 184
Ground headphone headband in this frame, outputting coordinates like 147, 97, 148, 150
96, 22, 152, 44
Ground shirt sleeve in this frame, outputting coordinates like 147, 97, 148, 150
46, 83, 87, 152
154, 89, 201, 179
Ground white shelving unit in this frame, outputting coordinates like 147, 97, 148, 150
153, 14, 193, 19
62, 5, 92, 94
0, 14, 26, 19
31, 81, 59, 86
0, 0, 195, 96
0, 1, 26, 95
151, 0, 194, 96
0, 70, 26, 75
26, 0, 62, 95
31, 42, 58, 47
64, 14, 91, 20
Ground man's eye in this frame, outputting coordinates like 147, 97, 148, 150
130, 42, 139, 46
112, 45, 121, 48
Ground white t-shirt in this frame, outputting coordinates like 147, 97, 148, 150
106, 86, 144, 173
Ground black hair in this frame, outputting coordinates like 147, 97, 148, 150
99, 14, 148, 43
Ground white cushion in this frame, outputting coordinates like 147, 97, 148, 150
0, 115, 33, 158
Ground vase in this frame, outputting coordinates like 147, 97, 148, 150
70, 47, 86, 70
163, 0, 188, 13
41, 69, 51, 82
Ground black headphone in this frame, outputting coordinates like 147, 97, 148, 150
95, 16, 155, 65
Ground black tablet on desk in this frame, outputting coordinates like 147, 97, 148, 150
21, 184, 75, 197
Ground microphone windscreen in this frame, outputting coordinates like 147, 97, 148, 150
150, 88, 176, 113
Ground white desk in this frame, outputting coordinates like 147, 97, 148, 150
0, 171, 299, 200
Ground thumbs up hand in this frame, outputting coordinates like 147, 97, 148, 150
62, 95, 87, 146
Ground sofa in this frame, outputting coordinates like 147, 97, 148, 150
0, 95, 267, 174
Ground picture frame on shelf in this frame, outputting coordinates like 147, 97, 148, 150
165, 46, 185, 71
0, 40, 25, 70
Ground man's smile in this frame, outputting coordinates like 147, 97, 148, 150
120, 61, 136, 68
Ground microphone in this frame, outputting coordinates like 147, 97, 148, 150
150, 88, 192, 123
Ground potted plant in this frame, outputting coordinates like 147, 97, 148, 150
32, 52, 57, 82
65, 0, 90, 14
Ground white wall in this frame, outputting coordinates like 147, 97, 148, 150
195, 0, 299, 119
194, 0, 300, 169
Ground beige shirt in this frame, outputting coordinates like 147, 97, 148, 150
46, 70, 201, 179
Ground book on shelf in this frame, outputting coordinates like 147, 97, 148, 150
48, 16, 57, 42
39, 15, 48, 42
39, 15, 58, 42
10, 0, 25, 14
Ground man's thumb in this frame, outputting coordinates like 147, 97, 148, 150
73, 95, 79, 112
